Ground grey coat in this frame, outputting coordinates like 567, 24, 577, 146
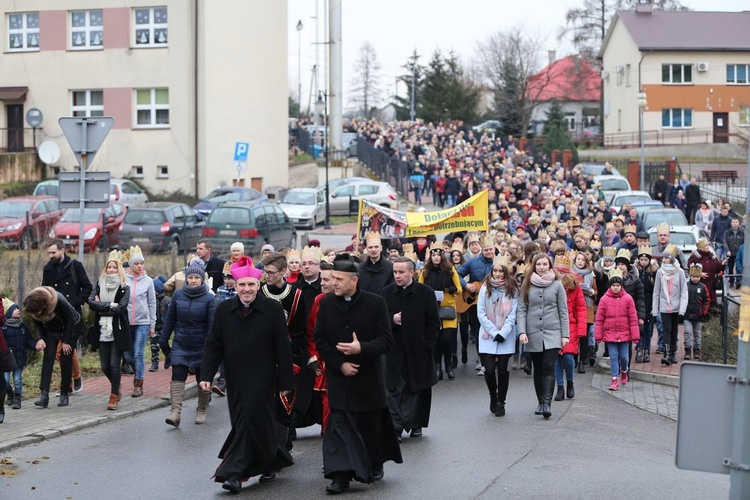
517, 280, 570, 353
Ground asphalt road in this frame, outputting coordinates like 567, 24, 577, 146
1, 365, 727, 499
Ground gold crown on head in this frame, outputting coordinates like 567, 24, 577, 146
554, 251, 573, 273
656, 222, 670, 234
127, 245, 144, 263
602, 246, 617, 259
577, 229, 592, 241
624, 224, 637, 235
637, 245, 652, 257
222, 261, 233, 275
616, 248, 632, 262
481, 233, 494, 248
466, 232, 481, 245
689, 263, 703, 277
590, 239, 602, 249
568, 217, 581, 227
300, 245, 322, 262
429, 241, 444, 253
493, 255, 510, 268
608, 268, 624, 280
365, 231, 382, 244
450, 243, 464, 254
107, 249, 123, 264
516, 262, 527, 275
664, 244, 680, 258
286, 248, 301, 260
403, 251, 418, 264
605, 222, 615, 231
402, 243, 414, 254
696, 237, 711, 250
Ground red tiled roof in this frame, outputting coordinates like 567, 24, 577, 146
525, 56, 601, 103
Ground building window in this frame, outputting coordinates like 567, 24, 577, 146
564, 114, 576, 131
131, 166, 144, 178
727, 65, 749, 85
661, 64, 693, 84
625, 64, 631, 87
71, 90, 104, 117
135, 88, 169, 128
134, 7, 167, 47
740, 105, 750, 127
71, 10, 103, 49
8, 12, 39, 51
662, 108, 693, 128
157, 165, 169, 178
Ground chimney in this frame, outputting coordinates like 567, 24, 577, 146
548, 50, 556, 66
635, 0, 653, 14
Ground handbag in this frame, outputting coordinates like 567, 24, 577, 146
713, 272, 724, 292
0, 348, 17, 372
438, 306, 457, 320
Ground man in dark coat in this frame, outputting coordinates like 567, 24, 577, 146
200, 256, 294, 494
314, 254, 402, 495
42, 239, 92, 393
358, 232, 394, 294
652, 174, 669, 205
684, 176, 701, 225
381, 257, 440, 439
196, 238, 226, 293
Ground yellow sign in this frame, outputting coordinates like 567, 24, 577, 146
357, 190, 488, 240
739, 285, 750, 343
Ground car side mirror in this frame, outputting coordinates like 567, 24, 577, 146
331, 193, 338, 198
31, 211, 41, 219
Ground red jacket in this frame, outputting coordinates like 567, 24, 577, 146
562, 286, 587, 355
595, 288, 640, 343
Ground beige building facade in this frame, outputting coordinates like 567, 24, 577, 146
0, 0, 288, 196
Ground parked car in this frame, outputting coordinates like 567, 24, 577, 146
343, 132, 358, 157
328, 181, 398, 216
193, 187, 268, 218
117, 202, 204, 253
33, 180, 59, 196
109, 179, 149, 206
629, 200, 665, 217
641, 207, 688, 229
647, 225, 713, 260
581, 162, 624, 177
471, 120, 501, 134
202, 201, 296, 254
278, 188, 326, 229
609, 190, 652, 214
594, 175, 631, 203
0, 196, 63, 249
317, 176, 372, 192
50, 203, 127, 253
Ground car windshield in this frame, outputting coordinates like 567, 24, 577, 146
35, 184, 58, 196
283, 192, 316, 205
615, 195, 650, 206
204, 190, 243, 203
61, 208, 103, 223
599, 179, 629, 191
124, 210, 167, 225
208, 208, 251, 225
0, 201, 33, 218
644, 211, 688, 227
649, 232, 695, 246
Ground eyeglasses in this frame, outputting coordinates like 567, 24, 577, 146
263, 269, 281, 276
301, 261, 319, 267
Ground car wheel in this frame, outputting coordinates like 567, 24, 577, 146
289, 233, 297, 249
21, 230, 32, 251
168, 238, 180, 255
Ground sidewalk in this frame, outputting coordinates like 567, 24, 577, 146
0, 366, 204, 452
591, 372, 679, 421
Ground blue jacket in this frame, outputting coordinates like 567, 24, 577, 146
160, 286, 216, 369
457, 254, 494, 286
2, 321, 34, 368
477, 285, 518, 355
737, 244, 744, 275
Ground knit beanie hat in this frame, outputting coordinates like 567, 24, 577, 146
188, 257, 205, 271
185, 264, 205, 283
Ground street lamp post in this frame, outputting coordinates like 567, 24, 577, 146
315, 92, 330, 229
296, 20, 304, 119
638, 89, 648, 191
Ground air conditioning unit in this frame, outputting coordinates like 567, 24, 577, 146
697, 62, 709, 72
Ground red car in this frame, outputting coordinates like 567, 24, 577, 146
50, 203, 127, 253
0, 196, 63, 249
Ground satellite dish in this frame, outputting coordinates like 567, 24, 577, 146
38, 141, 61, 165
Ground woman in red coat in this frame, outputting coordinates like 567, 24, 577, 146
554, 272, 587, 401
595, 269, 640, 391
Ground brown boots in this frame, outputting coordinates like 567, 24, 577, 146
166, 381, 185, 428
107, 394, 118, 411
131, 379, 144, 398
195, 388, 211, 424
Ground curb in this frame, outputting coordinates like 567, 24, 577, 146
0, 380, 207, 453
596, 358, 679, 388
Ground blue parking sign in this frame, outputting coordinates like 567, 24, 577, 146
234, 142, 249, 161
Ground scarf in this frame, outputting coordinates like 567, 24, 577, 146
98, 275, 121, 341
659, 262, 680, 313
183, 282, 209, 298
490, 278, 505, 288
5, 317, 22, 328
530, 270, 556, 288
483, 285, 513, 335
572, 265, 594, 307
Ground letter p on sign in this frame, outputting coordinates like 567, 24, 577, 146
234, 142, 249, 162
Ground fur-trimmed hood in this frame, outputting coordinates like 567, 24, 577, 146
30, 286, 58, 321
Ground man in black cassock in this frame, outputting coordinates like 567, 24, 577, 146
200, 256, 295, 495
381, 257, 440, 440
313, 254, 403, 495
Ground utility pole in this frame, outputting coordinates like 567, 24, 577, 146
328, 0, 342, 151
729, 139, 750, 499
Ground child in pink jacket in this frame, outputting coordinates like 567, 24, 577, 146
595, 269, 640, 391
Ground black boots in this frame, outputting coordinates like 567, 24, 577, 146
58, 391, 69, 407
486, 369, 497, 414
555, 385, 565, 401
643, 349, 651, 363
567, 381, 575, 399
577, 338, 587, 373
684, 347, 692, 360
541, 376, 555, 419
523, 355, 532, 375
661, 347, 671, 366
35, 390, 49, 408
496, 371, 509, 417
588, 345, 597, 366
635, 346, 645, 363
436, 366, 443, 381
668, 346, 678, 365
445, 360, 455, 380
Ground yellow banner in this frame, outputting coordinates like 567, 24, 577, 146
357, 190, 488, 240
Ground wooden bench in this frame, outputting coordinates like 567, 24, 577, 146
702, 170, 738, 182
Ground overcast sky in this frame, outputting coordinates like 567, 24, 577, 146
286, 0, 748, 114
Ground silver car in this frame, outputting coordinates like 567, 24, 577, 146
647, 225, 714, 260
328, 181, 398, 216
278, 188, 326, 229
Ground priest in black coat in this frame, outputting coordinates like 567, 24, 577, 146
381, 257, 440, 439
313, 254, 402, 495
358, 232, 394, 294
200, 256, 295, 495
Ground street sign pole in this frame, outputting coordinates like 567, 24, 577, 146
730, 140, 750, 499
77, 120, 89, 260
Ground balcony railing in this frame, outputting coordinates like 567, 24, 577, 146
0, 127, 41, 153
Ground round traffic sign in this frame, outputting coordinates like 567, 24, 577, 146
26, 107, 43, 128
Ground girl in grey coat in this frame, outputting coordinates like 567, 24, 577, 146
652, 250, 688, 366
517, 254, 570, 419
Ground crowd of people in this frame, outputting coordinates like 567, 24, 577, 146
0, 119, 747, 494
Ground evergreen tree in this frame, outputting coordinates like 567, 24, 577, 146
543, 99, 565, 134
393, 50, 425, 121
495, 59, 523, 136
420, 50, 481, 123
421, 50, 450, 122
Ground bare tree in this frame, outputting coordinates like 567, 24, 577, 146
476, 26, 549, 139
349, 41, 382, 118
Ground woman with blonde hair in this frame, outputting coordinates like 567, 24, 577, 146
517, 253, 569, 419
88, 251, 131, 410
